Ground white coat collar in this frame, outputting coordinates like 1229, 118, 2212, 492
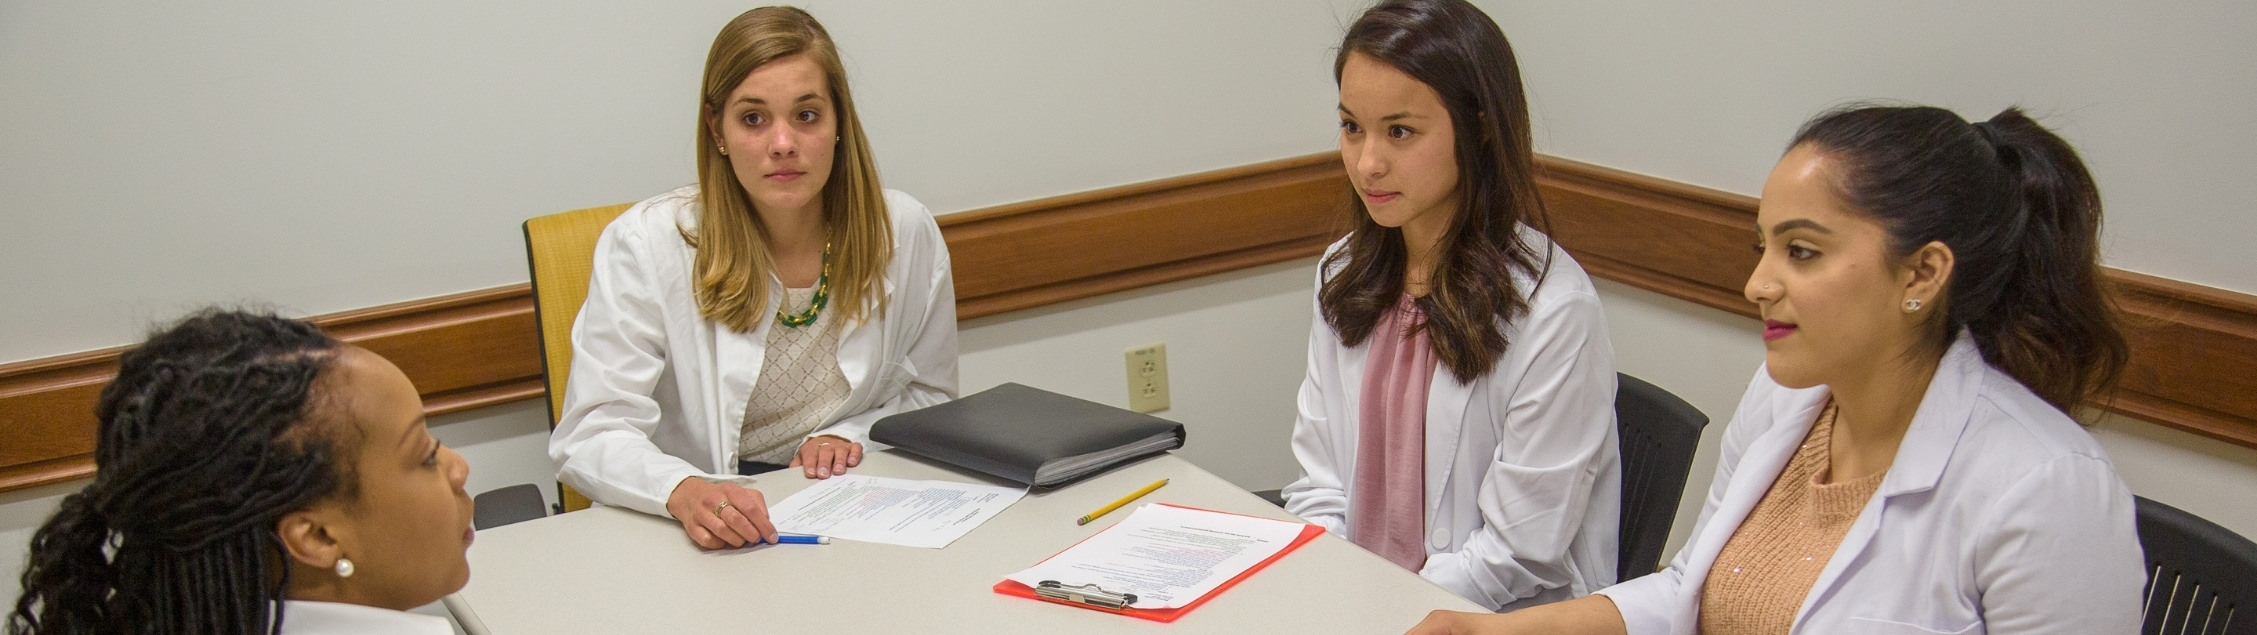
276, 600, 453, 635
1669, 332, 1989, 632
1793, 332, 1987, 629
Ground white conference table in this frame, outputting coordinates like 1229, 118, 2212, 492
446, 451, 1482, 634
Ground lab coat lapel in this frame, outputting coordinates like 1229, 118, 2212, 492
1423, 366, 1473, 524
1791, 334, 1983, 632
1674, 386, 1830, 630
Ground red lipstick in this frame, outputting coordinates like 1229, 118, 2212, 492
1762, 320, 1797, 341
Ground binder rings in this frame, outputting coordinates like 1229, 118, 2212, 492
994, 504, 1325, 623
868, 383, 1187, 487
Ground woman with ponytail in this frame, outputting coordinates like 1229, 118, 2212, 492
1406, 104, 2143, 634
9, 310, 474, 634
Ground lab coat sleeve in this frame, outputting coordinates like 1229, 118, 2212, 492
1419, 289, 1617, 608
1282, 267, 1348, 535
1598, 367, 1777, 635
811, 206, 959, 446
548, 218, 708, 519
1968, 454, 2144, 634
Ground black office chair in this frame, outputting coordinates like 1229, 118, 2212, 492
1257, 488, 1287, 508
474, 483, 551, 530
2137, 495, 2257, 634
1613, 373, 1708, 582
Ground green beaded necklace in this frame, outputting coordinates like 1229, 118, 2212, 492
775, 242, 832, 329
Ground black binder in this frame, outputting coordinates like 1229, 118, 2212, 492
869, 383, 1187, 487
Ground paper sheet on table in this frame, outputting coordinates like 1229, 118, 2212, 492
767, 474, 1025, 548
1005, 504, 1306, 609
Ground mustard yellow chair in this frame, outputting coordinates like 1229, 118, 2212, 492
524, 202, 634, 513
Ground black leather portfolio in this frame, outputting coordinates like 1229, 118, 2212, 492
869, 383, 1187, 487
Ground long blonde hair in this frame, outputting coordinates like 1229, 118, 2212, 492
687, 6, 890, 332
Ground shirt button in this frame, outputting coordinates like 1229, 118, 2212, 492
1430, 528, 1450, 549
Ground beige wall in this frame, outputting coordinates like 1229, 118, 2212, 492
1479, 0, 2257, 295
0, 0, 1356, 365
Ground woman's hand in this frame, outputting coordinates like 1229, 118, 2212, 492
789, 435, 863, 479
1405, 610, 1494, 635
665, 477, 779, 549
1405, 596, 1626, 635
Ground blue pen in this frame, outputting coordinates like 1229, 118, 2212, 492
770, 534, 830, 545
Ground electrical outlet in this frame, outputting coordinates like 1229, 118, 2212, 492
1125, 342, 1170, 413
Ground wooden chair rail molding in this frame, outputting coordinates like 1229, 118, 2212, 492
0, 287, 548, 492
1538, 154, 2257, 450
3, 152, 2254, 494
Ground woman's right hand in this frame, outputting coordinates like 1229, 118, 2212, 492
1405, 610, 1495, 635
665, 477, 780, 549
1404, 596, 1627, 635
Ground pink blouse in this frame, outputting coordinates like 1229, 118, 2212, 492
1351, 294, 1436, 571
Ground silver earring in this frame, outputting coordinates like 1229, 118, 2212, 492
333, 558, 355, 578
1904, 298, 1923, 313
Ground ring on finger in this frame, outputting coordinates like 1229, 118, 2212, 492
715, 500, 733, 516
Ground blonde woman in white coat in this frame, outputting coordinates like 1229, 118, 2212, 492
1282, 0, 1622, 612
1406, 105, 2144, 634
549, 7, 956, 551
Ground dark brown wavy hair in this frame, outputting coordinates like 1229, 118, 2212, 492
1322, 0, 1550, 383
1790, 104, 2126, 413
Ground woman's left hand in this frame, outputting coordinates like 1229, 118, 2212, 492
790, 435, 863, 479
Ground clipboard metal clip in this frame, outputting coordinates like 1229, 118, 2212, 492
1035, 580, 1138, 609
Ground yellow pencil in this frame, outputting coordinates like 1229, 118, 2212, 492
1077, 478, 1169, 525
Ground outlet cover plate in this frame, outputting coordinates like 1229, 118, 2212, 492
1125, 342, 1169, 413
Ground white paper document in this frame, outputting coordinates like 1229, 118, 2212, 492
1005, 504, 1307, 609
767, 474, 1025, 549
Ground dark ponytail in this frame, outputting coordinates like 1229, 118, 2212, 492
1790, 105, 2125, 413
9, 310, 349, 635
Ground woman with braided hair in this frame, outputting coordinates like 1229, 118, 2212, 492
9, 310, 475, 634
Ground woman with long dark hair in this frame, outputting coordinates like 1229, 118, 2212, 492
1407, 105, 2144, 634
1282, 0, 1622, 611
9, 311, 474, 634
550, 5, 957, 550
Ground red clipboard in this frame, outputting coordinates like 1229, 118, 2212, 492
993, 503, 1326, 623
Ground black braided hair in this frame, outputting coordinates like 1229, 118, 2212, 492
9, 310, 351, 635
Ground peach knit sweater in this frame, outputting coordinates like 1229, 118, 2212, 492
1698, 401, 1887, 634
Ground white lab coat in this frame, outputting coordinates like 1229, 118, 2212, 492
1282, 229, 1621, 611
1596, 333, 2143, 634
549, 185, 959, 518
276, 600, 453, 635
